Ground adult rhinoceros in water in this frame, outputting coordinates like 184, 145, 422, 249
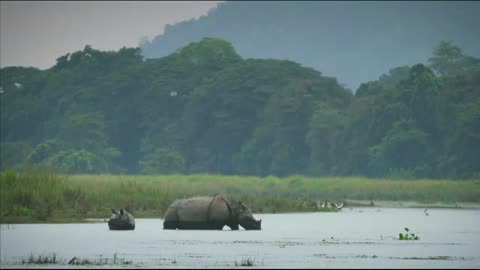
108, 208, 135, 230
163, 194, 261, 230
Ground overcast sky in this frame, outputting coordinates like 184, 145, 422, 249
0, 1, 221, 69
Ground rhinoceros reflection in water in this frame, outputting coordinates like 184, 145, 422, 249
108, 208, 135, 230
163, 194, 262, 230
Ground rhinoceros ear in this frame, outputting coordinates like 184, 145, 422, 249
120, 209, 124, 216
111, 208, 118, 215
240, 202, 247, 210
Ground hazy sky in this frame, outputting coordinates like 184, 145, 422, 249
0, 1, 221, 69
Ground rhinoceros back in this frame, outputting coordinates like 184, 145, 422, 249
163, 195, 232, 229
177, 196, 213, 222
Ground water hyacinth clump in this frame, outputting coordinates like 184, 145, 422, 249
398, 227, 420, 240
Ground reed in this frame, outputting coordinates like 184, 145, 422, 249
1, 170, 479, 222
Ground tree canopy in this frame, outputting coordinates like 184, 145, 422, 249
1, 38, 479, 179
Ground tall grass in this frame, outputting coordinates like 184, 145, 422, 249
0, 168, 80, 220
1, 171, 479, 222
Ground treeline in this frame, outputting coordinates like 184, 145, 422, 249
1, 38, 479, 179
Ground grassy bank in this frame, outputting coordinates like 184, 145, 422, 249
1, 170, 479, 223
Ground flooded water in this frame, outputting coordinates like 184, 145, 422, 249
1, 207, 480, 268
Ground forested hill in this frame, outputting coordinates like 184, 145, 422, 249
1, 38, 479, 179
141, 1, 480, 90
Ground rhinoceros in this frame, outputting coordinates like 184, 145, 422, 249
163, 194, 261, 230
108, 208, 135, 230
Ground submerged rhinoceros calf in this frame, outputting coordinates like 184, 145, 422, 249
163, 194, 261, 230
108, 208, 135, 230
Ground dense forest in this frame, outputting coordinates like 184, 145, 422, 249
1, 38, 479, 179
141, 1, 480, 90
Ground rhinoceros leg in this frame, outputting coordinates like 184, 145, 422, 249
163, 221, 177, 229
208, 196, 238, 230
177, 221, 213, 230
210, 222, 225, 230
227, 223, 239, 230
163, 204, 180, 230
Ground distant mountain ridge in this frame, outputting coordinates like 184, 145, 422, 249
141, 1, 480, 90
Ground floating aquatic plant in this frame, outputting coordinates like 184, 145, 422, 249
398, 227, 419, 240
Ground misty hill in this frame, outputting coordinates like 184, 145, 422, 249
141, 1, 480, 90
1, 38, 479, 179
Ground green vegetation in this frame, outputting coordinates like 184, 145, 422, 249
2, 38, 479, 179
0, 168, 76, 221
235, 257, 256, 267
67, 253, 132, 266
398, 227, 419, 240
19, 253, 131, 266
22, 253, 58, 265
1, 170, 479, 223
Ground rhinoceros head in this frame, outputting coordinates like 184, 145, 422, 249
236, 202, 261, 230
110, 208, 127, 221
108, 208, 135, 230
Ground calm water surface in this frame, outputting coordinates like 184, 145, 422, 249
1, 207, 480, 268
